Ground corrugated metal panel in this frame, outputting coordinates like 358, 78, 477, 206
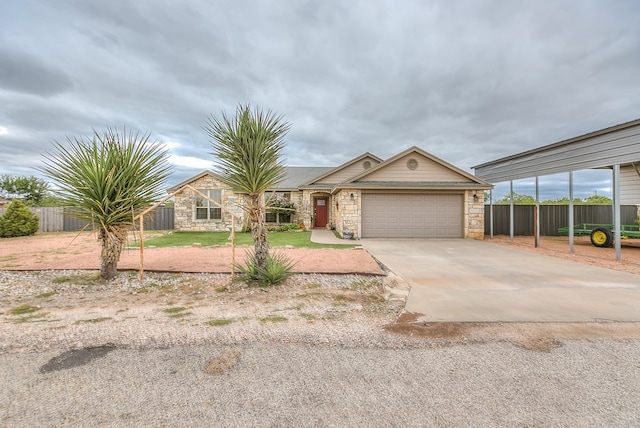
63, 207, 174, 231
620, 165, 640, 205
485, 205, 638, 236
474, 120, 640, 183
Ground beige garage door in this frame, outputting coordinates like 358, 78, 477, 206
361, 193, 463, 238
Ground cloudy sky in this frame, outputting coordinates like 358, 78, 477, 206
1, 0, 639, 200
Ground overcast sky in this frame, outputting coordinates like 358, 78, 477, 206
1, 0, 639, 200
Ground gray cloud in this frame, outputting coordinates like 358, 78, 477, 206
0, 0, 638, 194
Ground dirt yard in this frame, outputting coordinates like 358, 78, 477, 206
1, 232, 640, 354
0, 232, 383, 275
484, 234, 640, 275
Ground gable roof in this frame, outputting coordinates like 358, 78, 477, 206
166, 167, 334, 193
300, 152, 383, 187
167, 170, 223, 193
335, 146, 492, 190
273, 167, 334, 190
166, 147, 490, 193
472, 117, 640, 183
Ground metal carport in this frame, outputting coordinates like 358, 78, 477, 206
473, 118, 640, 261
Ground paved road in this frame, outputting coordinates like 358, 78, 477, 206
362, 239, 640, 322
2, 341, 640, 426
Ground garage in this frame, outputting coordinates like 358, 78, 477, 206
361, 193, 463, 238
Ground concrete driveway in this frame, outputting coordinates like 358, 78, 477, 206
361, 239, 640, 322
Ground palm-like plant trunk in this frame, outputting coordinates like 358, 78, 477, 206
248, 193, 269, 269
98, 226, 127, 280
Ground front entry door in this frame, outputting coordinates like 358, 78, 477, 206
314, 198, 328, 227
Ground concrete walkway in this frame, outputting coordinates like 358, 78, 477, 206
310, 228, 351, 244
361, 239, 640, 322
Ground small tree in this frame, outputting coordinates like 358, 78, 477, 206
0, 175, 50, 206
494, 192, 536, 205
0, 200, 39, 238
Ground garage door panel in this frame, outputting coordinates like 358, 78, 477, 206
362, 193, 463, 238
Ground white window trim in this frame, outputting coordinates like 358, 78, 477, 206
194, 189, 222, 221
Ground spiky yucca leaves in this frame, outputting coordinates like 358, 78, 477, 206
205, 104, 290, 272
41, 128, 172, 280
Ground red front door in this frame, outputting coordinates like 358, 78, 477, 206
314, 198, 328, 227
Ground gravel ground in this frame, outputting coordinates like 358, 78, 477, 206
2, 340, 640, 426
2, 236, 640, 426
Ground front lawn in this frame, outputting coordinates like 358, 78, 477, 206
129, 231, 354, 249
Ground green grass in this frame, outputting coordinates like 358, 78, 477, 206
36, 291, 57, 298
205, 318, 233, 326
163, 306, 187, 314
13, 313, 49, 323
74, 317, 112, 324
260, 315, 288, 323
129, 231, 354, 249
9, 304, 39, 315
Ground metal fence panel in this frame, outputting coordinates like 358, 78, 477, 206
0, 206, 174, 233
485, 205, 639, 236
63, 207, 174, 231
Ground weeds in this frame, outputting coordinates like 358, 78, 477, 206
36, 291, 57, 298
260, 315, 288, 323
206, 318, 233, 326
9, 304, 38, 315
74, 317, 112, 324
13, 313, 48, 323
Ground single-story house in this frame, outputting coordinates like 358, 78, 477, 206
167, 146, 492, 239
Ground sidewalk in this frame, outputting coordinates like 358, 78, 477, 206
310, 227, 351, 244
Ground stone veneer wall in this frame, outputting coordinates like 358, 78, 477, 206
288, 191, 305, 227
173, 175, 244, 232
300, 190, 332, 230
334, 189, 360, 238
465, 190, 485, 239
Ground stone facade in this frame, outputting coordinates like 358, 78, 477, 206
333, 189, 360, 238
173, 175, 244, 232
465, 190, 485, 239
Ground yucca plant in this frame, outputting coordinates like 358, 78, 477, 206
205, 104, 291, 274
40, 128, 172, 280
235, 250, 295, 287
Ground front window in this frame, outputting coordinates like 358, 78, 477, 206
195, 189, 222, 220
265, 191, 294, 223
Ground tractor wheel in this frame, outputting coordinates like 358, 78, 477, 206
590, 227, 613, 248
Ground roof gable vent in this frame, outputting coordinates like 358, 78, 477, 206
407, 158, 418, 170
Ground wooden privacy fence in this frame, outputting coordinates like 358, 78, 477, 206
485, 205, 639, 236
0, 206, 175, 232
0, 206, 65, 232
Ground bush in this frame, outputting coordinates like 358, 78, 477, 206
0, 200, 39, 238
236, 250, 295, 286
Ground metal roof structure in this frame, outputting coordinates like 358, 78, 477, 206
473, 118, 640, 183
471, 118, 640, 261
